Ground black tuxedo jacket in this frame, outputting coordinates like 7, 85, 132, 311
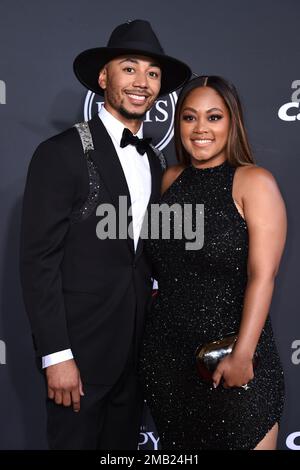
20, 115, 164, 384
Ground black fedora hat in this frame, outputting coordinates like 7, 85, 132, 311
73, 19, 192, 97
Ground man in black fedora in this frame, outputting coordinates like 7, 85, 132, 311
20, 19, 191, 450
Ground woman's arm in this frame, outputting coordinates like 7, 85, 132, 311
213, 166, 287, 388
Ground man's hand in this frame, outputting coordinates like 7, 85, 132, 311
46, 359, 84, 412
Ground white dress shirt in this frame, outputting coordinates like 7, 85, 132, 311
42, 107, 152, 368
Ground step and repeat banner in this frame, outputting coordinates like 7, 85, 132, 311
0, 0, 299, 450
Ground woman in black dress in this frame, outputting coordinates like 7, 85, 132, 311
139, 76, 287, 450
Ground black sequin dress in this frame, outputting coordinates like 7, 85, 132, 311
139, 161, 284, 450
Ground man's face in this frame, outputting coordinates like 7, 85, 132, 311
98, 55, 161, 123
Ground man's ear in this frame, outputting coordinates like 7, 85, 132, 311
98, 67, 107, 91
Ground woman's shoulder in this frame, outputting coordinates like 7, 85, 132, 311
162, 164, 186, 194
234, 164, 279, 195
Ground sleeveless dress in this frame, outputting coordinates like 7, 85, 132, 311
139, 161, 284, 450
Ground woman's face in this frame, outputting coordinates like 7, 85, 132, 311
180, 86, 230, 168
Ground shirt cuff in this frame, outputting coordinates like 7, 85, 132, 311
42, 349, 74, 368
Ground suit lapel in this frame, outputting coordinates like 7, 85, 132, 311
88, 115, 134, 254
135, 145, 162, 261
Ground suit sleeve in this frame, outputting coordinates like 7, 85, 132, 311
20, 139, 77, 357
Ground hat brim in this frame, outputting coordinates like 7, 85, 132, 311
73, 47, 191, 97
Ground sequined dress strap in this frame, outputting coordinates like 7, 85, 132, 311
70, 121, 101, 223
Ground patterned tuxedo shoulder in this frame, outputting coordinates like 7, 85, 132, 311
149, 144, 167, 171
70, 121, 100, 223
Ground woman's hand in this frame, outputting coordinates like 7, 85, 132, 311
212, 352, 254, 389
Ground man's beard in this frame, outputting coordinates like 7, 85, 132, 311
119, 105, 146, 121
106, 90, 148, 121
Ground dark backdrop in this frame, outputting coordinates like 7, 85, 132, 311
0, 0, 299, 450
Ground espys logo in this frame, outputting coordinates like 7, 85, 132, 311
138, 431, 160, 450
286, 432, 300, 450
84, 91, 177, 150
278, 80, 300, 121
291, 340, 300, 365
0, 340, 6, 364
0, 80, 6, 104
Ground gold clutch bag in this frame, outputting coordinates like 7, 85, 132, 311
195, 333, 259, 383
195, 333, 237, 383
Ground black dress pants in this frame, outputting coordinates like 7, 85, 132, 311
46, 345, 142, 450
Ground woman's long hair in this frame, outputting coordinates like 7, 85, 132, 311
174, 75, 255, 167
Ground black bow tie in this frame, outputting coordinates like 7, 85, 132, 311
120, 128, 152, 155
